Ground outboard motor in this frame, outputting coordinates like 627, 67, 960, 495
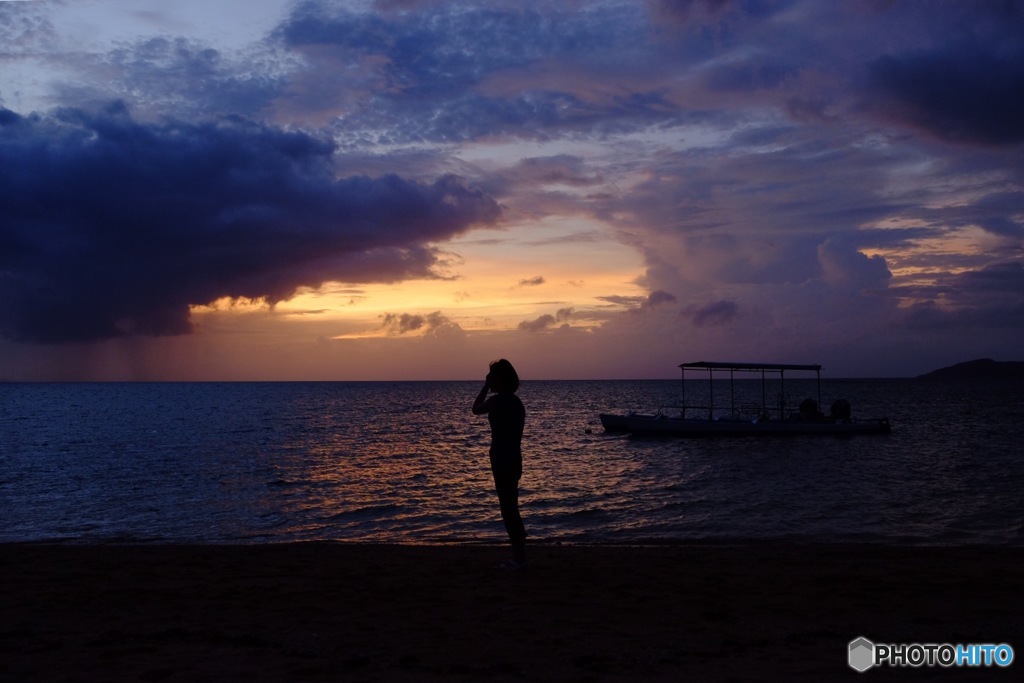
830, 399, 851, 421
799, 398, 820, 419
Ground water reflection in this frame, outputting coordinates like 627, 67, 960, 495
1, 379, 1022, 545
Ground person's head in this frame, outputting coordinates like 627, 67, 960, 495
488, 358, 519, 394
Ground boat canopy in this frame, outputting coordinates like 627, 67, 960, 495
680, 361, 821, 372
677, 361, 823, 421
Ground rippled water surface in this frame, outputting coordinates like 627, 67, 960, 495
2, 379, 1022, 545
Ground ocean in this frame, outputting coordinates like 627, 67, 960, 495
2, 378, 1022, 546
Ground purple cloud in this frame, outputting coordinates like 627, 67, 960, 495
0, 105, 499, 343
686, 300, 738, 327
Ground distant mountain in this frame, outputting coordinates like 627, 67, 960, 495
917, 358, 1024, 381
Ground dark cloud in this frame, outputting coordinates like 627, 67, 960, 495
886, 259, 1024, 325
380, 310, 461, 335
599, 290, 677, 313
955, 261, 1024, 294
517, 276, 545, 287
627, 289, 679, 314
817, 238, 892, 292
645, 290, 678, 307
864, 6, 1024, 146
597, 295, 647, 307
0, 105, 499, 343
959, 192, 1024, 238
517, 307, 573, 332
685, 299, 738, 327
518, 314, 556, 332
867, 51, 1024, 146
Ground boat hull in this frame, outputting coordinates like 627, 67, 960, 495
600, 413, 891, 436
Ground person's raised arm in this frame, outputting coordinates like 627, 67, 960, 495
472, 375, 492, 414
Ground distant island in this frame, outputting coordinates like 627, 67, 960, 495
917, 358, 1024, 381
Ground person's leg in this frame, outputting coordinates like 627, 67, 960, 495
493, 468, 526, 564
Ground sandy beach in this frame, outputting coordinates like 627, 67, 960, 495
2, 543, 1021, 681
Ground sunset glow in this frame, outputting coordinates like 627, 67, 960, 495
1, 0, 1021, 380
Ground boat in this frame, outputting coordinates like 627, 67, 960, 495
600, 361, 891, 436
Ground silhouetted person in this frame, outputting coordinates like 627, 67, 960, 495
472, 359, 526, 570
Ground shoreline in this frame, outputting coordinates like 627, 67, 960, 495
3, 542, 1021, 681
8, 533, 1016, 547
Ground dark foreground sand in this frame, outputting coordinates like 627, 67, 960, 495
2, 543, 1021, 682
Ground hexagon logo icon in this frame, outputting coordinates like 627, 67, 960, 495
849, 637, 875, 672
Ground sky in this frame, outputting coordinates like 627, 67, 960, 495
1, 0, 1022, 381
